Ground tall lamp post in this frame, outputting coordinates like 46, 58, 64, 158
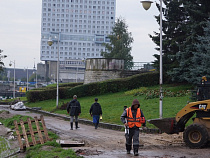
47, 32, 60, 108
33, 60, 38, 88
24, 67, 29, 91
76, 61, 78, 83
141, 0, 163, 118
9, 60, 16, 98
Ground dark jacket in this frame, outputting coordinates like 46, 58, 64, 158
67, 99, 81, 116
89, 103, 102, 115
121, 104, 146, 127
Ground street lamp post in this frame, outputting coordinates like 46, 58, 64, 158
47, 32, 60, 108
76, 62, 78, 83
141, 0, 163, 118
35, 71, 37, 88
33, 61, 38, 88
9, 60, 15, 98
24, 67, 29, 91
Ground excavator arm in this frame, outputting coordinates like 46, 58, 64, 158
148, 100, 210, 134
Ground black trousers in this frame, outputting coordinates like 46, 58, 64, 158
126, 127, 139, 150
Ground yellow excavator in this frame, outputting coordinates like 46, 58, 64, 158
149, 77, 210, 148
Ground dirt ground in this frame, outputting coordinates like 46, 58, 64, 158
1, 105, 210, 158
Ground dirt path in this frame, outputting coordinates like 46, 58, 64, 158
1, 106, 210, 158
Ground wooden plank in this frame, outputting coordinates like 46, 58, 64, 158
57, 140, 85, 147
14, 115, 52, 149
34, 116, 44, 144
20, 119, 30, 148
19, 130, 45, 136
16, 119, 41, 125
27, 118, 36, 146
40, 115, 50, 141
14, 120, 23, 150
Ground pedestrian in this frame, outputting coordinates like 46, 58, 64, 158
67, 95, 81, 130
89, 98, 102, 129
120, 99, 146, 156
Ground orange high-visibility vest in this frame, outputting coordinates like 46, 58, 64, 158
126, 107, 142, 128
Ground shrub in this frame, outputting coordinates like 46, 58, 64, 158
125, 88, 189, 100
27, 72, 160, 102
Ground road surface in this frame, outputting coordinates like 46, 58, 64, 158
0, 105, 210, 158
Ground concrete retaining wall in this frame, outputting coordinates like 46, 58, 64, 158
84, 58, 124, 84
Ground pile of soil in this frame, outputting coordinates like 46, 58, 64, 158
0, 110, 14, 119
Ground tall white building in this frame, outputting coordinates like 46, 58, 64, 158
40, 0, 116, 62
40, 0, 116, 82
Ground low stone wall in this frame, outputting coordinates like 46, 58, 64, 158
84, 58, 124, 84
84, 70, 122, 84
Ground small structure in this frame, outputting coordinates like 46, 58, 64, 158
84, 58, 124, 84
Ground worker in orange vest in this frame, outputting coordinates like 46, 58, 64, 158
121, 99, 146, 156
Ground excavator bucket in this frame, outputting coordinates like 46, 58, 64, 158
148, 117, 176, 134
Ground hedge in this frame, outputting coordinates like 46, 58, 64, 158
26, 72, 160, 102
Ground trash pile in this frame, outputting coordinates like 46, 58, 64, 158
10, 102, 26, 110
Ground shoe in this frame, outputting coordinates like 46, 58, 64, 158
134, 152, 139, 156
70, 123, 73, 130
134, 149, 139, 156
133, 145, 139, 156
75, 122, 80, 129
126, 144, 131, 154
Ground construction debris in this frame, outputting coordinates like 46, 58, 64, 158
10, 102, 26, 111
56, 139, 85, 147
14, 115, 52, 152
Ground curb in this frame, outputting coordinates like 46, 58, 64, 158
26, 107, 160, 134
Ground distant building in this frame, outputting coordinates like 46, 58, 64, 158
40, 0, 116, 81
3, 68, 35, 81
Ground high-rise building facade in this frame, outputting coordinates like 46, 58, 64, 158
40, 0, 116, 62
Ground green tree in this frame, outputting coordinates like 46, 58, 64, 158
173, 19, 210, 84
150, 0, 187, 75
0, 49, 7, 72
101, 17, 134, 69
0, 68, 8, 81
21, 77, 27, 82
169, 0, 210, 83
150, 0, 210, 83
29, 73, 42, 82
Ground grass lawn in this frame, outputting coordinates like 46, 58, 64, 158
25, 84, 194, 129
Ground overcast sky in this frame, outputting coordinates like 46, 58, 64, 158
0, 0, 159, 69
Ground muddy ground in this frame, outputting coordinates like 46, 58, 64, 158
0, 105, 210, 158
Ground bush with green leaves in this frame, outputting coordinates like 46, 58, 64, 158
125, 88, 189, 99
27, 72, 160, 102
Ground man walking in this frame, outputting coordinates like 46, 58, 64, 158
89, 98, 102, 129
121, 99, 146, 156
67, 95, 81, 130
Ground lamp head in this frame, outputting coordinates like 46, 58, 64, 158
140, 1, 153, 10
47, 37, 53, 46
9, 63, 12, 67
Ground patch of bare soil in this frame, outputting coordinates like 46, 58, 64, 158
0, 110, 14, 119
141, 132, 184, 149
76, 149, 103, 156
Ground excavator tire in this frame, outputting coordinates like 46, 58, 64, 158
183, 123, 209, 148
